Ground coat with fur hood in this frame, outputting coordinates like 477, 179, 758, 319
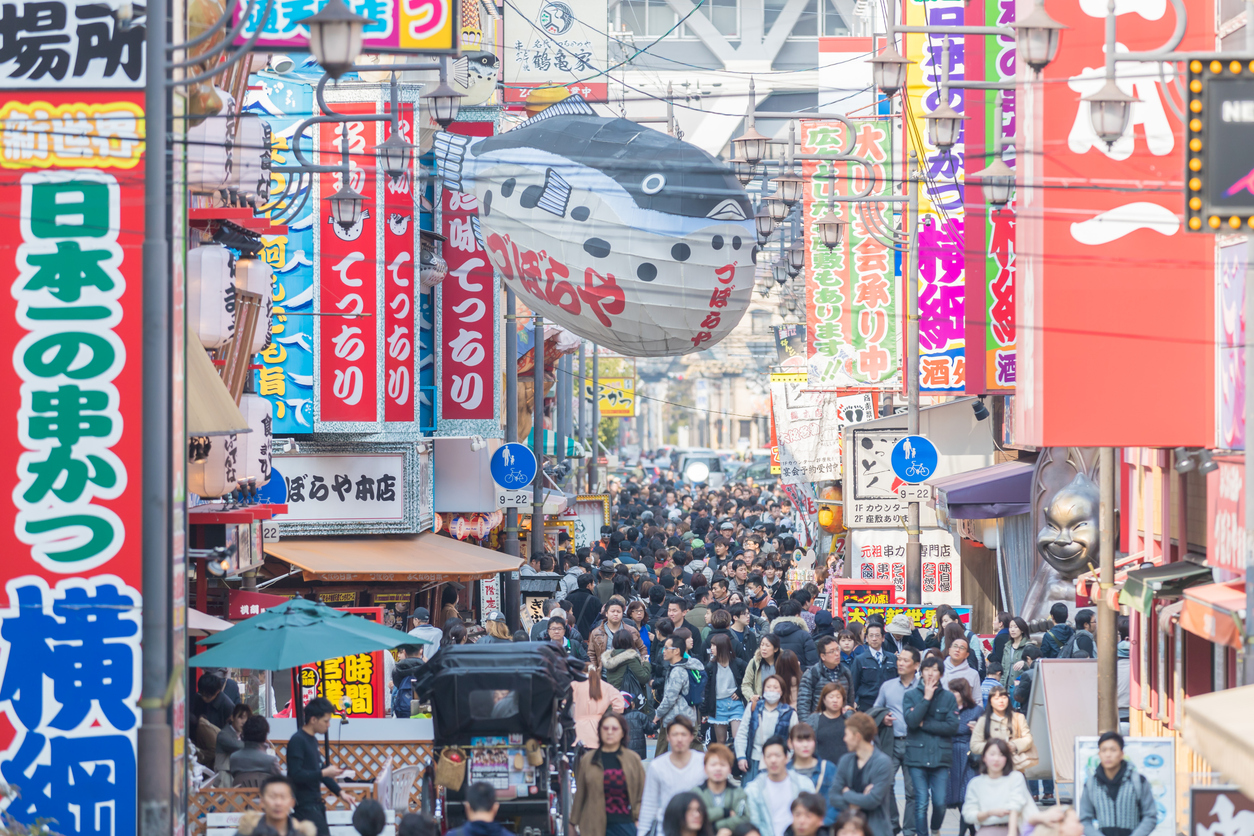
602, 647, 654, 710
771, 616, 818, 668
233, 811, 317, 836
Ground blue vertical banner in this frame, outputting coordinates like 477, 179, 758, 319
248, 75, 316, 431
419, 289, 435, 432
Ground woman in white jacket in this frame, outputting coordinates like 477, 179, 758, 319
963, 740, 1062, 835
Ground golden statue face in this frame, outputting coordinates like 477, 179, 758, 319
1036, 474, 1100, 578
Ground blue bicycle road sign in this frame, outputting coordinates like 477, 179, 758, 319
490, 443, 538, 489
891, 435, 938, 484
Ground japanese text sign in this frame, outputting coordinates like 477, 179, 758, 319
1206, 456, 1245, 573
833, 580, 900, 617
235, 0, 458, 54
849, 527, 962, 606
275, 452, 405, 525
770, 371, 874, 485
1217, 240, 1245, 450
585, 377, 635, 417
503, 0, 608, 103
0, 91, 146, 835
299, 608, 386, 718
802, 119, 902, 390
843, 602, 971, 629
0, 0, 145, 88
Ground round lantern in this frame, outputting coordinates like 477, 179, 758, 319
238, 393, 273, 486
819, 484, 844, 534
188, 87, 236, 194
434, 96, 756, 357
232, 113, 272, 208
234, 256, 274, 353
188, 431, 240, 498
189, 244, 235, 348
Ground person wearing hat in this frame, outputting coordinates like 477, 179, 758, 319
884, 614, 924, 654
408, 608, 443, 652
479, 611, 512, 644
595, 560, 618, 604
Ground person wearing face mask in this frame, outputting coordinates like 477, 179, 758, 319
735, 675, 799, 782
903, 657, 959, 836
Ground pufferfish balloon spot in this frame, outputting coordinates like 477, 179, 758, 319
434, 95, 757, 357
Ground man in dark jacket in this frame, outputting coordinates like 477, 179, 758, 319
829, 712, 895, 836
1041, 602, 1075, 658
849, 623, 897, 712
773, 601, 818, 667
192, 672, 235, 730
391, 644, 425, 718
446, 782, 517, 836
564, 573, 603, 639
1061, 609, 1097, 659
903, 657, 959, 836
288, 698, 351, 836
797, 636, 852, 715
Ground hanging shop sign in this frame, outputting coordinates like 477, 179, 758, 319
846, 427, 907, 526
963, 0, 1016, 394
271, 444, 424, 534
437, 181, 501, 435
1190, 786, 1254, 836
849, 527, 963, 606
234, 0, 459, 54
843, 602, 973, 629
313, 86, 425, 431
434, 96, 755, 357
773, 323, 807, 368
832, 580, 900, 617
503, 0, 609, 103
554, 494, 610, 549
903, 2, 966, 394
0, 91, 146, 835
1206, 456, 1245, 574
1185, 61, 1254, 230
0, 0, 145, 89
299, 608, 386, 719
1217, 240, 1245, 450
802, 119, 901, 390
770, 372, 875, 485
585, 377, 636, 417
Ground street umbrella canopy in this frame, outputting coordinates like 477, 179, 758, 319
191, 597, 424, 670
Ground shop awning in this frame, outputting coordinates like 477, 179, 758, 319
187, 330, 249, 437
264, 532, 524, 582
1180, 580, 1245, 649
1184, 684, 1254, 799
524, 429, 588, 458
927, 461, 1034, 519
1117, 561, 1212, 614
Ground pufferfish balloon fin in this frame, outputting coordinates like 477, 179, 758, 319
433, 132, 472, 192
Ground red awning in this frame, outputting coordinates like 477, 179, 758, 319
1180, 581, 1245, 649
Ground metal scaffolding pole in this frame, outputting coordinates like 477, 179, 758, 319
503, 289, 520, 628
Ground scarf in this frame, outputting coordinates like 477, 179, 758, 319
1090, 761, 1142, 836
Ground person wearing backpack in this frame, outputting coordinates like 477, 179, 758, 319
1077, 732, 1157, 836
604, 629, 655, 712
390, 643, 425, 718
1040, 603, 1075, 659
1060, 609, 1097, 659
733, 674, 798, 783
654, 635, 706, 756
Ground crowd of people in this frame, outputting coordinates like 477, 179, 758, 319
222, 473, 1149, 836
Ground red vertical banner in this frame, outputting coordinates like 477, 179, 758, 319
318, 101, 380, 424
0, 92, 146, 832
383, 102, 416, 423
439, 189, 497, 422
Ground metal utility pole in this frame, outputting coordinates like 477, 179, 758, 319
556, 354, 571, 475
532, 317, 545, 557
905, 151, 922, 605
577, 341, 586, 493
139, 0, 173, 829
1098, 446, 1118, 730
503, 289, 520, 628
590, 346, 600, 491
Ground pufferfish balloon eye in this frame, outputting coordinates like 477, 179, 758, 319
434, 95, 756, 357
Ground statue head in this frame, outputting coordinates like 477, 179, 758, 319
1036, 473, 1100, 578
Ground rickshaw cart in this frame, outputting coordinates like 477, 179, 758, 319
413, 644, 582, 836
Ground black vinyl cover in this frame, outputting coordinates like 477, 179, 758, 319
412, 643, 580, 744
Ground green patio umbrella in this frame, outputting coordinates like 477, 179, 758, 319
191, 597, 427, 670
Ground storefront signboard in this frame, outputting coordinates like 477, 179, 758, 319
300, 607, 387, 718
272, 443, 423, 534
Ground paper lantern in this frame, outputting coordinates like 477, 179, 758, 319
238, 393, 273, 486
232, 113, 272, 208
434, 95, 756, 357
234, 256, 274, 353
188, 432, 240, 498
188, 87, 236, 194
189, 244, 235, 348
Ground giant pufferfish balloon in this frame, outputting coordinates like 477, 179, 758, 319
434, 96, 757, 357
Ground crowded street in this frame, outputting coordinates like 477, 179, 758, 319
0, 0, 1251, 832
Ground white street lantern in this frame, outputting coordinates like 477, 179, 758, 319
1083, 79, 1137, 147
377, 131, 414, 179
732, 124, 771, 165
766, 193, 788, 222
868, 46, 913, 97
296, 0, 371, 80
925, 101, 967, 150
189, 244, 235, 348
423, 80, 465, 128
787, 237, 805, 274
775, 169, 805, 207
730, 158, 756, 186
328, 182, 365, 231
755, 204, 776, 242
1012, 3, 1067, 75
815, 210, 846, 250
971, 157, 1015, 206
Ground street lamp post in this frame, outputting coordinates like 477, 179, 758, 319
532, 317, 545, 558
